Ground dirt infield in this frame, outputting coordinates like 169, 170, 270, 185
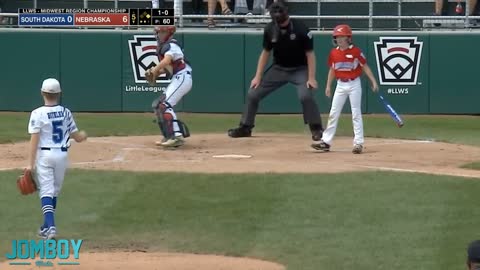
1, 133, 480, 270
0, 252, 285, 270
1, 133, 480, 178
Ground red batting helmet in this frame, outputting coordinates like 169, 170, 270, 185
333, 24, 352, 37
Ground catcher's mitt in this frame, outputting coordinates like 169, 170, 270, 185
17, 168, 37, 195
145, 65, 173, 86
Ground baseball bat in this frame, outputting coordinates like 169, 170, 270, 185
378, 94, 404, 128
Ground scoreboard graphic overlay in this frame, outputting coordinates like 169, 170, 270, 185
18, 8, 174, 27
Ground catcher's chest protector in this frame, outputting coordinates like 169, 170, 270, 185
157, 40, 190, 74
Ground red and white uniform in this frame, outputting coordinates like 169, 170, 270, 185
322, 45, 366, 146
158, 40, 192, 137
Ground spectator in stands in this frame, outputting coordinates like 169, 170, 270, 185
191, 0, 204, 22
467, 240, 480, 270
434, 0, 477, 16
434, 0, 448, 15
0, 0, 4, 25
151, 0, 164, 9
207, 0, 233, 29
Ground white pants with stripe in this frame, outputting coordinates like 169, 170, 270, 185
35, 148, 68, 198
164, 71, 192, 136
322, 77, 364, 146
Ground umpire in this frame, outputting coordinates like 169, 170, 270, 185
468, 240, 480, 270
228, 0, 323, 140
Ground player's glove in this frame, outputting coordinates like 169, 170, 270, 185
145, 68, 159, 86
17, 168, 37, 195
146, 65, 173, 86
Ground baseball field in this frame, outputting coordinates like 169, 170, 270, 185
1, 112, 479, 270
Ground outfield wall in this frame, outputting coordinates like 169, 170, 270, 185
0, 29, 478, 114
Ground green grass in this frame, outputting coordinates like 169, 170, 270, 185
1, 169, 480, 270
1, 112, 480, 146
461, 161, 480, 171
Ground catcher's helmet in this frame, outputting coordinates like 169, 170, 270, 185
155, 25, 176, 34
333, 24, 352, 37
155, 25, 176, 43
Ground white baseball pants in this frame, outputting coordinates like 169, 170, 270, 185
322, 77, 364, 146
35, 149, 68, 199
164, 71, 192, 136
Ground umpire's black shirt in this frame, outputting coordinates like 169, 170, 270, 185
263, 19, 313, 68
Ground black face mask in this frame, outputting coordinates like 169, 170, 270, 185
270, 4, 288, 24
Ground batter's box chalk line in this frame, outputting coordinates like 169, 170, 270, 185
212, 154, 253, 159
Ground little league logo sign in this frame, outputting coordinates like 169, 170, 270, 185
128, 35, 171, 84
6, 239, 82, 267
374, 37, 423, 85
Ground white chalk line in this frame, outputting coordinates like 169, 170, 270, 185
366, 140, 433, 147
71, 160, 126, 166
357, 165, 480, 178
82, 138, 149, 149
308, 139, 433, 153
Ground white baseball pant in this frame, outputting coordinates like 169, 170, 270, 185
164, 71, 192, 136
35, 149, 68, 199
322, 77, 364, 146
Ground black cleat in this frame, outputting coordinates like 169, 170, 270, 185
309, 124, 323, 141
311, 130, 323, 142
311, 141, 330, 152
228, 125, 252, 138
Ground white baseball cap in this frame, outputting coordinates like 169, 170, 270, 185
41, 78, 62, 93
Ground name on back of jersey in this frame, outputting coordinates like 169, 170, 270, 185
47, 110, 65, 119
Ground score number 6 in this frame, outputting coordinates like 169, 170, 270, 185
123, 15, 128, 23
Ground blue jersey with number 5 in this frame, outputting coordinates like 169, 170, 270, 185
28, 105, 78, 148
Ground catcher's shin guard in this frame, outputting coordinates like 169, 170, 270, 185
152, 95, 174, 139
174, 119, 190, 138
152, 97, 190, 139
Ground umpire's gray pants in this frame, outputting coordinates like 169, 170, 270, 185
240, 64, 322, 127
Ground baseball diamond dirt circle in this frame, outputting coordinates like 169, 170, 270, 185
1, 133, 479, 270
1, 133, 480, 178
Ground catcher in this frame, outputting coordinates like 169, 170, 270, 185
145, 25, 193, 148
21, 78, 87, 240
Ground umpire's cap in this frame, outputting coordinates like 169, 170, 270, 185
41, 78, 62, 93
468, 240, 480, 263
270, 0, 289, 15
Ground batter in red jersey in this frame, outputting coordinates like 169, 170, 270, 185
311, 24, 378, 154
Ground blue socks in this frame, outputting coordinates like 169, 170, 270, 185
41, 197, 56, 229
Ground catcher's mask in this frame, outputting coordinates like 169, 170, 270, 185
332, 24, 352, 47
155, 25, 176, 44
269, 1, 289, 25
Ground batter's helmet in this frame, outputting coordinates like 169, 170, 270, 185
333, 24, 352, 37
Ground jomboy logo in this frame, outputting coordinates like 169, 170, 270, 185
128, 35, 171, 84
374, 37, 423, 85
6, 239, 82, 267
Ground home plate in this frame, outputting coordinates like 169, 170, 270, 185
212, 154, 252, 159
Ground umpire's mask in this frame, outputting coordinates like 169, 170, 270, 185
269, 1, 289, 24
